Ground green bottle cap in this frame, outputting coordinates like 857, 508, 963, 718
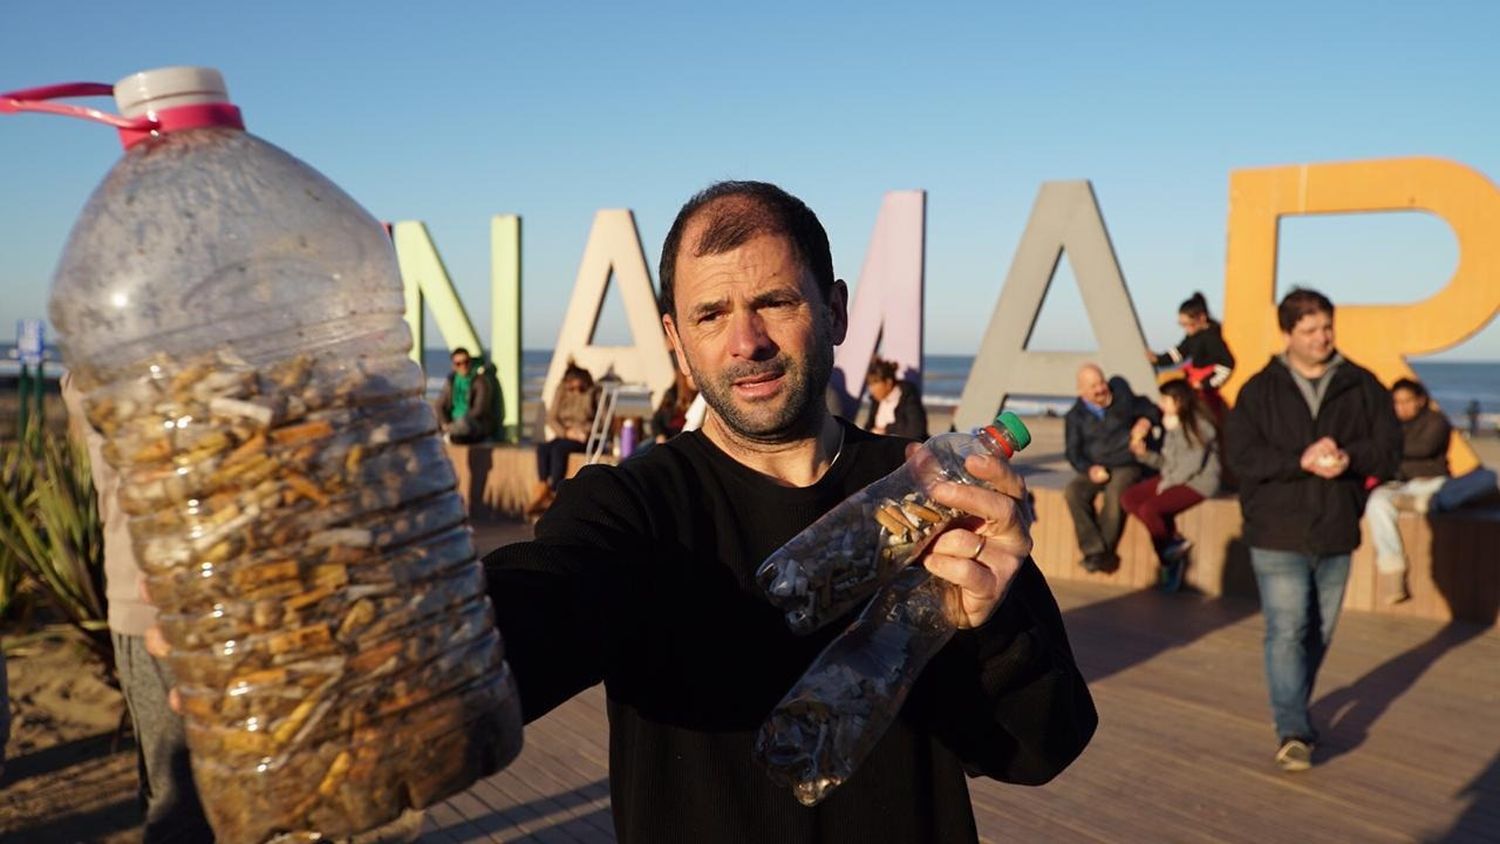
993, 411, 1031, 451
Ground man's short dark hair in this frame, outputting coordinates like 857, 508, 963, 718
1392, 377, 1428, 400
658, 181, 835, 319
1277, 288, 1335, 333
451, 347, 471, 359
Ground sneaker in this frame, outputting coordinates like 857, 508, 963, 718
1275, 738, 1313, 772
1379, 570, 1410, 605
1161, 537, 1192, 560
1159, 556, 1187, 593
1080, 553, 1104, 573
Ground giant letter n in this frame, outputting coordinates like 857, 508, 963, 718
1222, 157, 1500, 474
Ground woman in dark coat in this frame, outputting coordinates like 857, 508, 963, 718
862, 357, 928, 440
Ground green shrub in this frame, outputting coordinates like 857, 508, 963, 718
0, 427, 114, 684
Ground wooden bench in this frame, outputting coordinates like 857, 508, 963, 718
442, 442, 1499, 627
443, 441, 615, 520
1027, 481, 1500, 627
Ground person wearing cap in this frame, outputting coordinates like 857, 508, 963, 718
1225, 288, 1400, 774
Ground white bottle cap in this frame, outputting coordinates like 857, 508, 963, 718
113, 66, 231, 118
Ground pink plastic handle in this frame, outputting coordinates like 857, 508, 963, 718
0, 81, 157, 131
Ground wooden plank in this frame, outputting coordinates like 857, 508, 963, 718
1025, 485, 1500, 626
424, 558, 1500, 842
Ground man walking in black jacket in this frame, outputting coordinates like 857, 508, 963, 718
1226, 288, 1400, 773
1063, 364, 1159, 572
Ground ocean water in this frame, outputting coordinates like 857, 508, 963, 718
418, 348, 1500, 424
6, 342, 1494, 423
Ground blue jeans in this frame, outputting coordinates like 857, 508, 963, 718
1249, 549, 1352, 743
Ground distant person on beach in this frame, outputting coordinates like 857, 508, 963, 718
1147, 291, 1235, 414
1064, 364, 1159, 573
1225, 287, 1400, 774
862, 355, 928, 440
524, 361, 599, 519
650, 364, 698, 444
480, 181, 1094, 842
1364, 378, 1452, 605
1366, 379, 1500, 604
434, 346, 501, 444
1466, 398, 1483, 439
62, 373, 215, 843
1122, 377, 1222, 593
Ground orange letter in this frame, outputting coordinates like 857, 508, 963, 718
1223, 157, 1500, 473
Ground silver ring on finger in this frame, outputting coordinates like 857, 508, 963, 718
971, 535, 987, 560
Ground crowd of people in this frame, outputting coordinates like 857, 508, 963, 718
62, 181, 1495, 842
1061, 286, 1496, 773
417, 220, 1495, 791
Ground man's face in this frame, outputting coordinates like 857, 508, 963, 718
867, 376, 895, 403
663, 231, 847, 441
1393, 388, 1425, 422
1077, 367, 1112, 407
1284, 311, 1335, 369
451, 354, 471, 374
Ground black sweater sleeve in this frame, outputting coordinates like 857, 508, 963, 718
921, 559, 1097, 784
482, 467, 651, 722
1151, 341, 1185, 367
1187, 327, 1236, 371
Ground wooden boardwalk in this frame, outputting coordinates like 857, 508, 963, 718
418, 577, 1500, 843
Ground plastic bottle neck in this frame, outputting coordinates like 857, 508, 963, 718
116, 102, 245, 149
977, 425, 1017, 459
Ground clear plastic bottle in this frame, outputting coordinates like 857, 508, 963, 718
8, 68, 522, 842
754, 412, 1031, 806
757, 411, 1032, 633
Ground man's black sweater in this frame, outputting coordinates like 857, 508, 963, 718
482, 421, 1097, 843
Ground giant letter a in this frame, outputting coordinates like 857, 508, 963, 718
955, 181, 1155, 431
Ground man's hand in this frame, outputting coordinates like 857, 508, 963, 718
139, 579, 184, 714
1130, 418, 1152, 441
1088, 464, 1110, 484
920, 451, 1033, 629
1300, 437, 1348, 478
1129, 437, 1148, 458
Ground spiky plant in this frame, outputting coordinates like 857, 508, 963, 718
0, 427, 114, 684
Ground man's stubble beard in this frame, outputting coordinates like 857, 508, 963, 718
686, 318, 835, 444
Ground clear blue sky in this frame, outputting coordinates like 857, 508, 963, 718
4, 0, 1499, 360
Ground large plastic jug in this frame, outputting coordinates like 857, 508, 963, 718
3, 68, 522, 842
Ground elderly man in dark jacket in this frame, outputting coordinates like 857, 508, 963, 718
1226, 288, 1400, 774
1063, 364, 1159, 572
